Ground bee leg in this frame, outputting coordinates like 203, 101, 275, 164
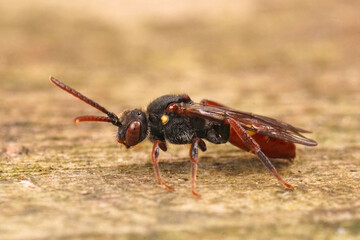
152, 140, 174, 191
189, 138, 207, 197
225, 118, 294, 190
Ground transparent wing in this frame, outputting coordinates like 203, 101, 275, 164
178, 103, 317, 146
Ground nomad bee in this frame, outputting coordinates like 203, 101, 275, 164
50, 77, 317, 197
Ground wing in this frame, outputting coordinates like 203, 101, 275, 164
172, 102, 318, 146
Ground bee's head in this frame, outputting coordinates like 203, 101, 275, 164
49, 76, 148, 148
116, 109, 148, 148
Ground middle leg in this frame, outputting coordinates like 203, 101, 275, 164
189, 138, 207, 197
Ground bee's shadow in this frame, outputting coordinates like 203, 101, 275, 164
113, 151, 294, 178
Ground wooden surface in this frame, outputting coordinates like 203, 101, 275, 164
0, 1, 359, 239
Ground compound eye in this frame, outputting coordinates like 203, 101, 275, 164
125, 121, 141, 147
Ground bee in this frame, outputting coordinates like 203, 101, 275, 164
50, 77, 317, 197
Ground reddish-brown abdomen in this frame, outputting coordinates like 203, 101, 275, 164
229, 129, 296, 159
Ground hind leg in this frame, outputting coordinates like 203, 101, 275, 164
201, 100, 296, 159
226, 119, 294, 190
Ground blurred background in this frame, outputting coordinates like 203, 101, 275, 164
0, 0, 359, 239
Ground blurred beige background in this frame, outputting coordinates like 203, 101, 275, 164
0, 1, 359, 239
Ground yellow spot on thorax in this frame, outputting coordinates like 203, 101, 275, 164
161, 115, 169, 124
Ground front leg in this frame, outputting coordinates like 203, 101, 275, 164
152, 140, 174, 191
189, 138, 207, 197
